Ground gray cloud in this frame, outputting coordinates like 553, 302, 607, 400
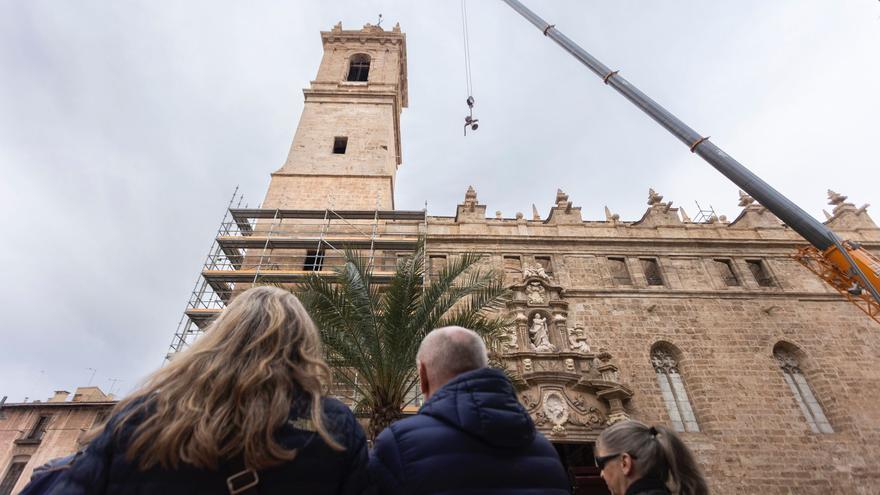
2, 0, 878, 402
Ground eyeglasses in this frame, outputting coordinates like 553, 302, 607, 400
594, 453, 622, 470
594, 452, 636, 470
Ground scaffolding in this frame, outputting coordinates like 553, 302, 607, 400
166, 190, 427, 360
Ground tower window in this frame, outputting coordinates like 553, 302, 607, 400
347, 54, 370, 82
774, 345, 832, 433
746, 259, 774, 287
333, 137, 348, 154
304, 250, 325, 271
640, 258, 664, 286
651, 346, 699, 432
503, 255, 522, 275
714, 259, 740, 286
608, 257, 632, 286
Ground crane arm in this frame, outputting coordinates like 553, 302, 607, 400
501, 0, 880, 320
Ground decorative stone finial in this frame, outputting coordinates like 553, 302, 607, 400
827, 189, 849, 206
679, 207, 692, 222
532, 204, 541, 221
604, 206, 620, 222
647, 188, 664, 206
738, 190, 755, 207
332, 22, 342, 32
516, 211, 524, 220
495, 210, 503, 219
393, 22, 401, 33
555, 189, 569, 206
463, 185, 478, 207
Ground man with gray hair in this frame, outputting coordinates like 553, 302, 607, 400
369, 326, 569, 494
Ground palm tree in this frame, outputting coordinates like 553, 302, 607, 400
297, 241, 510, 438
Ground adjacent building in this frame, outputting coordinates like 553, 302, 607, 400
0, 388, 116, 494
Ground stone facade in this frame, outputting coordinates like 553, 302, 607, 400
188, 22, 880, 495
246, 23, 880, 494
0, 388, 116, 494
420, 186, 880, 494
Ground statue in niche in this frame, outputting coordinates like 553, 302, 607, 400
567, 325, 591, 353
529, 314, 557, 352
523, 264, 549, 280
525, 281, 546, 305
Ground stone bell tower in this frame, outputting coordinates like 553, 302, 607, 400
263, 22, 408, 210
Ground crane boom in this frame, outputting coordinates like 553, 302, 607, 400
501, 0, 880, 317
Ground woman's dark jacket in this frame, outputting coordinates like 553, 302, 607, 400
368, 367, 570, 494
47, 396, 371, 495
625, 477, 671, 495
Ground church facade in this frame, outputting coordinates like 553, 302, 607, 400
167, 23, 880, 494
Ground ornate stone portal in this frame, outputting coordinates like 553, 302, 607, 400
495, 271, 633, 441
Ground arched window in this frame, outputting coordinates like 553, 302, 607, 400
774, 345, 832, 433
347, 54, 370, 82
651, 345, 699, 432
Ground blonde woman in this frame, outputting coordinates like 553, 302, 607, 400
595, 420, 708, 495
48, 286, 371, 495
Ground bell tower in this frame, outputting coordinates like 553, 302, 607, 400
263, 22, 408, 210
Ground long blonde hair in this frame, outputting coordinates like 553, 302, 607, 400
597, 420, 708, 495
110, 286, 343, 471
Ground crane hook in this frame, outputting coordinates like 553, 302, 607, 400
464, 96, 479, 136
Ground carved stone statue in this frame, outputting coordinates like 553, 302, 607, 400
567, 325, 591, 353
529, 314, 557, 352
525, 281, 546, 305
523, 264, 549, 280
501, 326, 518, 353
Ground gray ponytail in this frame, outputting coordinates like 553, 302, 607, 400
597, 420, 709, 495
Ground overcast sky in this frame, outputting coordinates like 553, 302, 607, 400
2, 1, 878, 403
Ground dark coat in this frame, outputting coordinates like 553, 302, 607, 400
369, 367, 570, 495
625, 477, 671, 495
46, 396, 371, 495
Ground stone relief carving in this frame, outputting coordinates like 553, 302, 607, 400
500, 326, 519, 353
651, 348, 679, 374
773, 348, 800, 373
564, 358, 576, 373
525, 281, 546, 305
522, 388, 619, 436
522, 358, 533, 373
528, 314, 557, 352
567, 325, 591, 353
521, 393, 538, 410
523, 264, 549, 280
543, 391, 569, 436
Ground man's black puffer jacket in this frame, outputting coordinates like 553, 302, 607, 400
47, 395, 371, 495
369, 367, 570, 494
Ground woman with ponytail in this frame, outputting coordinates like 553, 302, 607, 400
594, 420, 709, 495
45, 286, 371, 495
